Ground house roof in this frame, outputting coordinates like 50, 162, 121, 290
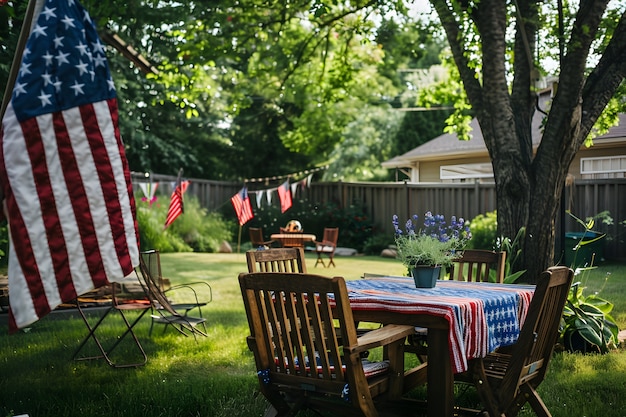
383, 97, 626, 168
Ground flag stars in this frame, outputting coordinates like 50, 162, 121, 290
19, 62, 32, 77
32, 24, 47, 38
42, 71, 53, 86
107, 78, 116, 91
13, 82, 27, 97
53, 35, 65, 48
42, 51, 54, 66
76, 42, 89, 56
93, 54, 107, 67
75, 60, 89, 76
55, 50, 70, 65
41, 6, 57, 20
61, 15, 75, 30
70, 80, 85, 96
53, 79, 62, 93
91, 40, 105, 54
38, 90, 52, 107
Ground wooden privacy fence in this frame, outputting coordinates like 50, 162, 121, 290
131, 172, 626, 260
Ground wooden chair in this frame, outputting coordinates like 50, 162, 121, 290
239, 272, 416, 417
314, 227, 339, 267
246, 247, 307, 273
449, 249, 506, 283
458, 266, 574, 417
136, 255, 209, 339
249, 227, 275, 248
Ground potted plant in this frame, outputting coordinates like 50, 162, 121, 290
393, 212, 471, 288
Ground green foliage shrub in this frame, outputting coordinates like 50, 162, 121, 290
363, 233, 394, 255
247, 198, 375, 252
137, 195, 232, 253
467, 210, 498, 250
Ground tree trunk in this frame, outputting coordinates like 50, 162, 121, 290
430, 0, 625, 283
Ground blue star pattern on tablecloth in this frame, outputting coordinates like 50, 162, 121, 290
484, 294, 521, 350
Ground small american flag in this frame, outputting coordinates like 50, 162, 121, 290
231, 187, 254, 226
277, 180, 292, 213
164, 173, 189, 228
0, 0, 139, 331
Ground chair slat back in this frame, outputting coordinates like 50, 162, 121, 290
450, 249, 506, 283
246, 248, 307, 273
136, 255, 181, 317
239, 272, 358, 391
140, 249, 170, 290
501, 266, 574, 396
322, 228, 339, 246
249, 227, 269, 247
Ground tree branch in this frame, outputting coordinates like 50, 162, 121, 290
429, 0, 483, 108
580, 10, 626, 138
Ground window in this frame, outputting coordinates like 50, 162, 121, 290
440, 163, 494, 182
580, 156, 626, 179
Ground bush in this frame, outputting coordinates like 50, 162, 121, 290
137, 195, 232, 253
467, 210, 498, 250
363, 233, 394, 255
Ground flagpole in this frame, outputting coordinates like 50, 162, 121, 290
0, 0, 42, 121
237, 225, 242, 253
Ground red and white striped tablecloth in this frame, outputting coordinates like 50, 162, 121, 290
346, 277, 535, 373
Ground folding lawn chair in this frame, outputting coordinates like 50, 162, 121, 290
72, 282, 150, 368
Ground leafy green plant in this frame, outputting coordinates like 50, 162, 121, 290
467, 210, 498, 250
495, 227, 526, 283
362, 233, 394, 256
467, 210, 526, 282
560, 211, 620, 353
562, 274, 619, 353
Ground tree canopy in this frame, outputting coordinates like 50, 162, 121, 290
2, 0, 624, 280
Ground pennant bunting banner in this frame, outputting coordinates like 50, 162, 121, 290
290, 181, 298, 197
139, 182, 158, 204
266, 189, 272, 205
277, 180, 292, 213
231, 187, 254, 225
0, 0, 139, 331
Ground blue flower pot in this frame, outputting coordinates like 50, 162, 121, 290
411, 265, 440, 288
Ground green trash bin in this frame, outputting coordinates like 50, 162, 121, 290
563, 231, 604, 268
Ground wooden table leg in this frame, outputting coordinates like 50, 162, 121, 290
427, 327, 454, 417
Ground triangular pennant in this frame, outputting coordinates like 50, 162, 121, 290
266, 189, 273, 205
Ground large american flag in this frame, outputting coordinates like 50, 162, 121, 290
0, 0, 140, 331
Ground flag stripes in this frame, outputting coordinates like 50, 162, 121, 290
164, 178, 189, 228
231, 187, 254, 225
277, 180, 292, 213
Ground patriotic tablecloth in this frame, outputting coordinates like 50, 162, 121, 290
346, 277, 535, 374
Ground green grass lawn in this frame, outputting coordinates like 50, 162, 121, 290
0, 253, 624, 417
